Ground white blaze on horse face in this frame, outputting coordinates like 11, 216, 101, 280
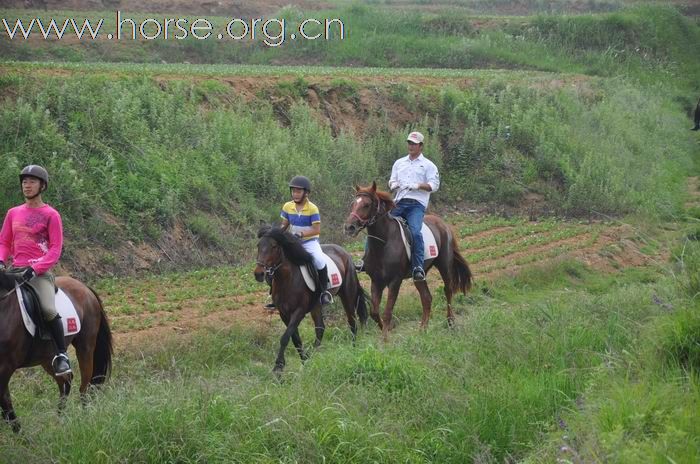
355, 198, 362, 204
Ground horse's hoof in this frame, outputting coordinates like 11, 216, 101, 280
10, 420, 21, 434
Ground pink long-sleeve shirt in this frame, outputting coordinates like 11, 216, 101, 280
0, 204, 63, 275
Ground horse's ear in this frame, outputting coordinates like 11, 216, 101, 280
371, 181, 377, 193
257, 223, 272, 238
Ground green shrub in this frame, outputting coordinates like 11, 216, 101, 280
658, 306, 700, 372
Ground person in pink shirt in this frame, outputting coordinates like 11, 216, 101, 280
0, 165, 71, 377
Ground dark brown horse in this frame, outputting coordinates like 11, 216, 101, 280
344, 182, 473, 340
0, 271, 113, 433
254, 226, 368, 374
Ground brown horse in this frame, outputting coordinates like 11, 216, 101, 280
0, 271, 113, 433
254, 226, 368, 374
344, 182, 473, 340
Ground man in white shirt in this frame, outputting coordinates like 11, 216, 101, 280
355, 131, 440, 281
389, 131, 440, 281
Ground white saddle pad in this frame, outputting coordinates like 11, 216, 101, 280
395, 219, 439, 261
17, 285, 81, 337
300, 253, 343, 292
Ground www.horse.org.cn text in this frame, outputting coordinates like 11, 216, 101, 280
1, 11, 346, 47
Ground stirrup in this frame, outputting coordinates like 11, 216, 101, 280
263, 294, 276, 311
354, 259, 365, 273
320, 291, 334, 305
52, 353, 72, 377
264, 302, 277, 311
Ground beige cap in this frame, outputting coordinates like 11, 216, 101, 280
407, 131, 424, 144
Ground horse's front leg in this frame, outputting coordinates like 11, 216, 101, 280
370, 279, 384, 329
414, 279, 433, 329
274, 308, 306, 375
0, 370, 20, 433
41, 361, 72, 413
290, 329, 308, 362
310, 306, 325, 348
382, 280, 402, 342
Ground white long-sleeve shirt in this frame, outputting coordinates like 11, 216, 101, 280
389, 153, 440, 208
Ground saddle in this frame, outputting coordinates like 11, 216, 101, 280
393, 217, 439, 261
4, 269, 81, 339
18, 284, 52, 340
300, 253, 343, 292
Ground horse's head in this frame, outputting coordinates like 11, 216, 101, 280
254, 225, 315, 282
254, 226, 283, 282
344, 181, 394, 237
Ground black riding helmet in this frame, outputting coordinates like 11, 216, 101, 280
19, 165, 49, 190
289, 175, 311, 193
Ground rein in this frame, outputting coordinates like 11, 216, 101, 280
0, 287, 19, 301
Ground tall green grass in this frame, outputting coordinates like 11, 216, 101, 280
437, 77, 694, 216
526, 243, 700, 463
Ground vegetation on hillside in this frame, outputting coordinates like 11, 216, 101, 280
0, 66, 695, 275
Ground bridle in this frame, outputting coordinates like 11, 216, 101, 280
256, 238, 284, 281
257, 261, 282, 281
349, 192, 390, 243
350, 192, 386, 229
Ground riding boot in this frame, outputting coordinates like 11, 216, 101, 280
318, 266, 333, 305
47, 315, 72, 377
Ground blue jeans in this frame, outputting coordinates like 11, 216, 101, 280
391, 199, 426, 270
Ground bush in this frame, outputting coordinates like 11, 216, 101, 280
658, 306, 700, 372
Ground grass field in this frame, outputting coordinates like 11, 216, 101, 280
1, 206, 699, 462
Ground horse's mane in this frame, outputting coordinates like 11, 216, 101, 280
0, 270, 16, 292
257, 226, 314, 267
357, 184, 395, 211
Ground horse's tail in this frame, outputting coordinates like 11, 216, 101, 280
451, 242, 473, 295
87, 286, 113, 386
356, 286, 369, 326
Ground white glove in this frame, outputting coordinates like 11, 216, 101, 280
389, 180, 400, 191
